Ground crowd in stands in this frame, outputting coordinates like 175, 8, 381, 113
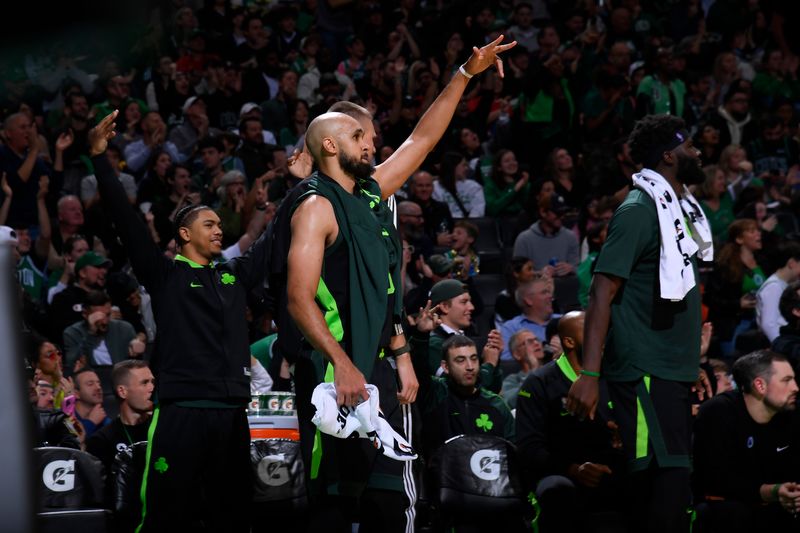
7, 0, 800, 531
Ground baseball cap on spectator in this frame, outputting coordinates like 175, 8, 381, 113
629, 60, 645, 78
182, 96, 203, 114
427, 254, 455, 277
541, 193, 571, 215
240, 102, 261, 117
0, 226, 18, 246
76, 251, 112, 274
430, 279, 468, 307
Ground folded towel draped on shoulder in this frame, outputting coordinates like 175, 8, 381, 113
632, 168, 714, 301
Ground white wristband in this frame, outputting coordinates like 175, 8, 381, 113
458, 64, 473, 79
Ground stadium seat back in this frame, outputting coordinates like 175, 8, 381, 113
430, 434, 524, 515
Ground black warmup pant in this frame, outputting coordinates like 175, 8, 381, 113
609, 377, 693, 533
136, 402, 252, 533
295, 355, 415, 532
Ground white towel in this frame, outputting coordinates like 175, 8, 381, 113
632, 169, 714, 301
311, 383, 417, 461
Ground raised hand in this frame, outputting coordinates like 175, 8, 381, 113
287, 148, 313, 179
88, 110, 118, 156
482, 329, 504, 366
55, 130, 75, 153
409, 300, 441, 333
462, 34, 517, 79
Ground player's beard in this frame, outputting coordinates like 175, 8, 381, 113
677, 152, 705, 185
339, 151, 374, 182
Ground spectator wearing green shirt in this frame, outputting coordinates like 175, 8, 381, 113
484, 148, 530, 218
694, 165, 735, 246
704, 218, 766, 358
752, 48, 800, 111
566, 115, 710, 533
635, 44, 686, 118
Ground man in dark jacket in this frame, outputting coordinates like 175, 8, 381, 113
89, 111, 269, 532
693, 350, 800, 532
773, 281, 800, 368
516, 311, 624, 533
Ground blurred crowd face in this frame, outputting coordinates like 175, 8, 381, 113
121, 366, 155, 413
201, 145, 223, 170
58, 197, 84, 228
242, 119, 264, 143
172, 166, 192, 196
76, 370, 103, 406
500, 151, 519, 177
410, 171, 434, 202
514, 5, 533, 28
522, 279, 554, 318
79, 264, 107, 289
443, 345, 479, 389
554, 148, 573, 172
763, 361, 798, 413
37, 342, 63, 377
36, 381, 55, 409
154, 153, 173, 178
85, 302, 112, 334
460, 128, 480, 151
5, 114, 32, 151
441, 292, 474, 331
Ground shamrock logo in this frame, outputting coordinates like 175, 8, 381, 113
221, 273, 237, 285
475, 413, 493, 432
154, 457, 169, 474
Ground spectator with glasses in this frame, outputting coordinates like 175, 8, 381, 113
26, 332, 74, 410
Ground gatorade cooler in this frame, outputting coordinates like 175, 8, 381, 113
248, 414, 300, 441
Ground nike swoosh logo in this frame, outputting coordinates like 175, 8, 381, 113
777, 446, 790, 452
560, 410, 571, 417
190, 282, 203, 288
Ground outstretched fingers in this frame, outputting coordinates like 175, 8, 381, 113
97, 110, 118, 138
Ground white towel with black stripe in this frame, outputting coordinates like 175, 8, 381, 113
311, 383, 417, 461
632, 168, 714, 301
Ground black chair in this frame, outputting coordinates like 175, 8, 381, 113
470, 307, 495, 338
473, 274, 506, 310
109, 441, 148, 533
553, 275, 582, 313
427, 434, 527, 530
35, 447, 110, 533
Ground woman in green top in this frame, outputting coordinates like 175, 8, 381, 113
694, 165, 735, 246
484, 148, 530, 217
703, 218, 765, 358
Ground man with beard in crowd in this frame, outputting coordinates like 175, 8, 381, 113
282, 36, 516, 531
693, 350, 800, 532
397, 200, 434, 258
567, 115, 713, 533
49, 251, 111, 345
